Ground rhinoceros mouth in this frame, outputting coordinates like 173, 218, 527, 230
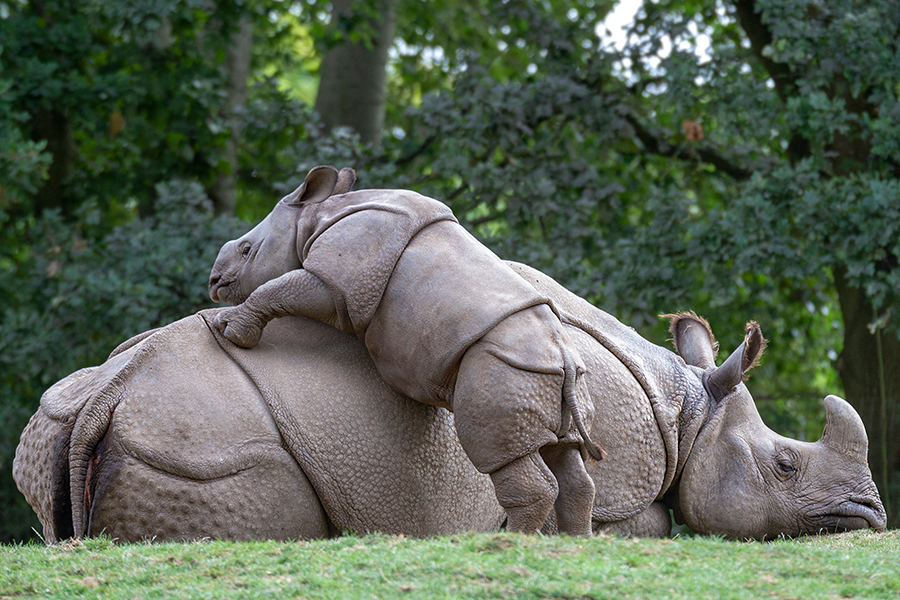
804, 499, 887, 534
210, 281, 226, 303
209, 279, 243, 305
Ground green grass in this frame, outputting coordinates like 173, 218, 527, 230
1, 530, 898, 599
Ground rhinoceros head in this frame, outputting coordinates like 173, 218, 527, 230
209, 166, 354, 305
669, 313, 886, 539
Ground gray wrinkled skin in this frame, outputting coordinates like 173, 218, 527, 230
14, 311, 506, 542
516, 262, 886, 539
207, 166, 603, 535
203, 165, 884, 538
13, 271, 886, 541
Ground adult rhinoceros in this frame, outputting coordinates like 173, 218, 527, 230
13, 262, 886, 542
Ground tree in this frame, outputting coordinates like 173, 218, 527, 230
208, 14, 254, 215
0, 0, 267, 218
314, 0, 397, 146
3, 0, 898, 541
611, 0, 900, 518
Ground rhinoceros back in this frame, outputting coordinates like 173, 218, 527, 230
299, 190, 551, 407
206, 311, 505, 535
366, 221, 551, 406
16, 310, 505, 542
299, 189, 457, 335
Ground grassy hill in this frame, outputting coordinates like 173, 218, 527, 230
1, 530, 897, 599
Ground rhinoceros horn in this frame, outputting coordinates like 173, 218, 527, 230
819, 395, 868, 462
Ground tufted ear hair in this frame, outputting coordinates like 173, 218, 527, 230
706, 321, 767, 401
282, 165, 340, 206
332, 167, 357, 195
740, 321, 766, 372
664, 312, 718, 369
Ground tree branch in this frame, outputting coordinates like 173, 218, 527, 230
732, 0, 796, 103
621, 108, 756, 181
732, 0, 813, 164
469, 209, 505, 228
394, 133, 438, 167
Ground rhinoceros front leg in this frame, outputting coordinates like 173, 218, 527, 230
214, 269, 338, 348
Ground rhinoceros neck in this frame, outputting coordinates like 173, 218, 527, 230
571, 320, 694, 497
667, 369, 711, 495
573, 324, 710, 501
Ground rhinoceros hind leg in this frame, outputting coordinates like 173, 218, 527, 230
541, 445, 595, 536
594, 502, 672, 538
490, 452, 559, 534
13, 409, 75, 543
88, 438, 331, 542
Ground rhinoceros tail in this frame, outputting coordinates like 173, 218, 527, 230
561, 345, 606, 462
68, 339, 156, 538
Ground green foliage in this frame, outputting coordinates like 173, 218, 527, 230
0, 0, 279, 213
1, 531, 898, 599
0, 77, 51, 205
718, 164, 900, 329
361, 1, 846, 428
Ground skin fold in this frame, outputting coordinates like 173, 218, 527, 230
208, 166, 603, 535
13, 167, 887, 542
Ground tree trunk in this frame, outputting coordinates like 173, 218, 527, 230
208, 16, 253, 216
834, 267, 900, 525
314, 0, 396, 147
32, 108, 75, 213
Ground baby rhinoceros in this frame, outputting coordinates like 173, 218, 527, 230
209, 165, 604, 535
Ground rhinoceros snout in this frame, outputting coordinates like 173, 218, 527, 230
209, 273, 223, 302
804, 493, 887, 535
209, 277, 236, 304
209, 254, 234, 303
852, 496, 887, 532
209, 272, 243, 305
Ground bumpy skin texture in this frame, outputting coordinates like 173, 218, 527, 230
13, 169, 887, 541
13, 262, 887, 542
208, 167, 601, 534
14, 311, 504, 542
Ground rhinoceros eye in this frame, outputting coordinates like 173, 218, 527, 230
239, 242, 252, 259
776, 459, 796, 475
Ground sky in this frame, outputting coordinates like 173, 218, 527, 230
599, 0, 644, 51
598, 0, 713, 77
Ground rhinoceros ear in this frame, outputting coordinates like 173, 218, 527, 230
706, 321, 766, 401
332, 167, 357, 195
740, 321, 766, 372
283, 165, 340, 206
665, 312, 718, 369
